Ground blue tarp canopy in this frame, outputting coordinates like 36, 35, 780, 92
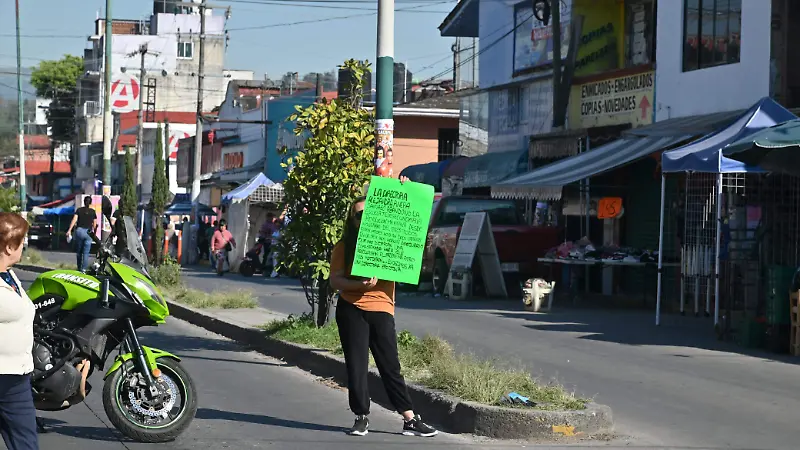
221, 173, 276, 204
661, 97, 797, 173
42, 205, 74, 216
399, 160, 453, 191
464, 148, 529, 188
164, 202, 216, 216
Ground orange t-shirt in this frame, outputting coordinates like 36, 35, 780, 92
330, 242, 395, 315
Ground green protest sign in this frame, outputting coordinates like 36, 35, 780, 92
351, 176, 435, 284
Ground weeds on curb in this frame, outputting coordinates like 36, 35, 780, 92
163, 285, 258, 309
261, 314, 586, 410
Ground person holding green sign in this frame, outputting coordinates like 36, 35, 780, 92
330, 186, 438, 438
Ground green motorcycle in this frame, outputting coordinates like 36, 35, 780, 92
27, 197, 197, 443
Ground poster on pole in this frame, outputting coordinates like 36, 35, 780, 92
80, 194, 119, 240
351, 176, 434, 284
375, 119, 394, 177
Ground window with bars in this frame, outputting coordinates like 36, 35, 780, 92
178, 41, 194, 59
683, 0, 742, 71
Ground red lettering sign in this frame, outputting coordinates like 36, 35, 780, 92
223, 152, 244, 170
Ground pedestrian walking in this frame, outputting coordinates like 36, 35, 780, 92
329, 180, 438, 438
0, 212, 40, 450
211, 219, 236, 275
66, 197, 97, 272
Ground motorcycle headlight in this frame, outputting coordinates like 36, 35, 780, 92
135, 279, 166, 308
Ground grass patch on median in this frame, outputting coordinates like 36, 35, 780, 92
21, 250, 77, 271
162, 285, 258, 309
261, 313, 586, 410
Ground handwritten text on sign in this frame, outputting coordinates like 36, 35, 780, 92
351, 176, 435, 285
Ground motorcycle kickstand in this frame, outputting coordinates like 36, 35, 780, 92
36, 416, 49, 433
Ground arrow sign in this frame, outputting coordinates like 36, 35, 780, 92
638, 95, 651, 120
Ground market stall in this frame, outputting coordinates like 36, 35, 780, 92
220, 173, 284, 272
656, 97, 797, 333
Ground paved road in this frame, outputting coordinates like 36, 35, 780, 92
35, 253, 800, 449
12, 269, 542, 450
169, 265, 799, 450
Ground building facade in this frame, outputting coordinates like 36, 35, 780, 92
77, 4, 227, 146
655, 0, 761, 121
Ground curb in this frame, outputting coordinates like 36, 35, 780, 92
17, 264, 50, 274
167, 299, 614, 440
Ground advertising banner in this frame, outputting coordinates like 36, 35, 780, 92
513, 0, 572, 73
568, 69, 654, 129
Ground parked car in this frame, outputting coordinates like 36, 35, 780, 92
27, 215, 54, 249
421, 196, 561, 296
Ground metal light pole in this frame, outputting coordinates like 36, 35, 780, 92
374, 0, 394, 176
102, 0, 113, 196
15, 0, 26, 210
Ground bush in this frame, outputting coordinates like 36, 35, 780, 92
150, 256, 182, 287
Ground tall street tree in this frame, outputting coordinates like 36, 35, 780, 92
120, 147, 137, 217
29, 55, 84, 197
278, 59, 374, 326
150, 124, 170, 265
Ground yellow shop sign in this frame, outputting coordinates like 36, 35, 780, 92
568, 70, 654, 129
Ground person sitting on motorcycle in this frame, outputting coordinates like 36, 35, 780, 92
211, 219, 236, 273
258, 213, 276, 267
0, 212, 39, 449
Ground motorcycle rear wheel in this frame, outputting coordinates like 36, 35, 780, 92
102, 358, 198, 443
240, 260, 255, 277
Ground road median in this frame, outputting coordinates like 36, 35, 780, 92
167, 299, 613, 440
17, 260, 613, 440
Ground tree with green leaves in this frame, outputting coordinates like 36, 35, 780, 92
150, 125, 170, 265
120, 147, 137, 218
278, 59, 374, 326
30, 55, 84, 197
0, 186, 20, 212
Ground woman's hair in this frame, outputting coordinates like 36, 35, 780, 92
0, 213, 29, 252
218, 219, 227, 228
342, 196, 366, 270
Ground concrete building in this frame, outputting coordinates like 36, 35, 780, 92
77, 2, 227, 146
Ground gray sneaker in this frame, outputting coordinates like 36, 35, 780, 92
349, 415, 369, 436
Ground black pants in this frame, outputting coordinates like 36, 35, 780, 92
0, 374, 39, 450
336, 300, 413, 416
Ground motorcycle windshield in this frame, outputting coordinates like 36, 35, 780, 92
123, 216, 149, 269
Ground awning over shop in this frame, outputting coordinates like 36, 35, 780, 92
463, 149, 528, 188
32, 195, 76, 216
491, 135, 687, 200
443, 156, 470, 178
662, 97, 796, 173
399, 160, 454, 191
221, 172, 283, 204
164, 202, 217, 217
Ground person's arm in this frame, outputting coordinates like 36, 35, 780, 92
328, 244, 376, 292
66, 213, 78, 237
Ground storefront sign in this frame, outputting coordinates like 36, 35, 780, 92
513, 0, 572, 73
572, 0, 624, 77
568, 69, 654, 129
223, 152, 244, 170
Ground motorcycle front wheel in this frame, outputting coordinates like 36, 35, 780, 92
102, 358, 198, 443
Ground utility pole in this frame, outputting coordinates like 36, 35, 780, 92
102, 0, 113, 196
135, 43, 148, 203
551, 0, 562, 129
164, 119, 170, 187
191, 0, 207, 221
472, 38, 477, 88
315, 73, 322, 101
375, 0, 394, 175
452, 38, 460, 89
402, 62, 407, 103
15, 0, 26, 211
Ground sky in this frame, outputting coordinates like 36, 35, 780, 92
0, 0, 459, 84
